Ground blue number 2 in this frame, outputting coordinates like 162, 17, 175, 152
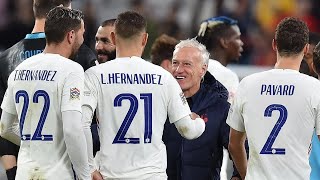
112, 93, 152, 144
260, 104, 287, 155
15, 90, 52, 141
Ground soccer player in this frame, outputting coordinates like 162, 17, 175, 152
95, 19, 116, 63
0, 7, 90, 180
196, 16, 243, 103
150, 34, 178, 72
0, 1, 96, 179
82, 11, 205, 180
227, 17, 320, 180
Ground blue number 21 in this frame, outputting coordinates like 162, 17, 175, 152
260, 104, 287, 155
15, 90, 52, 141
112, 93, 152, 144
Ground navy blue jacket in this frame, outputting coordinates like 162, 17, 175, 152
163, 72, 233, 180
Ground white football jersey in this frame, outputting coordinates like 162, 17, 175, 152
1, 53, 84, 180
207, 59, 239, 103
227, 69, 320, 180
84, 56, 191, 179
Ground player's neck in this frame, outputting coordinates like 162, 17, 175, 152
116, 45, 143, 58
31, 18, 45, 33
274, 55, 303, 71
43, 44, 70, 59
211, 50, 227, 66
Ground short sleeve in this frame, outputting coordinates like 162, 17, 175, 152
1, 72, 17, 115
83, 70, 98, 111
167, 75, 191, 123
226, 80, 245, 132
61, 69, 84, 113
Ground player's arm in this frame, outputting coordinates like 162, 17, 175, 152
0, 111, 20, 145
81, 105, 96, 174
167, 75, 205, 139
62, 110, 90, 180
82, 70, 99, 176
0, 74, 20, 146
173, 113, 205, 140
226, 81, 248, 180
218, 102, 242, 179
61, 69, 90, 180
228, 128, 247, 180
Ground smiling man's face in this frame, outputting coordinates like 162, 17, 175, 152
172, 47, 206, 97
95, 25, 116, 63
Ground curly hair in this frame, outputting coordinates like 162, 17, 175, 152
275, 17, 309, 57
150, 34, 178, 65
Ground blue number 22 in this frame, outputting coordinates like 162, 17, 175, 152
112, 93, 152, 144
15, 90, 52, 141
260, 104, 287, 155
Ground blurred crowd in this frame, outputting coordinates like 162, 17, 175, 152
0, 0, 319, 66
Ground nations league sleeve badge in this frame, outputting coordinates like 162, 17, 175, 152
70, 87, 80, 100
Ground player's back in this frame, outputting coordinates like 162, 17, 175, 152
7, 53, 83, 180
85, 56, 189, 179
238, 69, 320, 180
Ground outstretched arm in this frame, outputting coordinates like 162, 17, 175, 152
174, 114, 205, 140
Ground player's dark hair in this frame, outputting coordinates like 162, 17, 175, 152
33, 0, 72, 19
115, 11, 146, 39
101, 19, 116, 27
275, 17, 309, 57
45, 7, 83, 44
313, 42, 320, 75
196, 16, 238, 51
150, 34, 178, 65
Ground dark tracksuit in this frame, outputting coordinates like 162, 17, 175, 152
163, 71, 239, 180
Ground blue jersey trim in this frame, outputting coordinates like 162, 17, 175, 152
25, 33, 45, 40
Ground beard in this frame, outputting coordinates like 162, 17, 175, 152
97, 49, 116, 63
69, 46, 79, 60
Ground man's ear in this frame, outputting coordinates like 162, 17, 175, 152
272, 39, 277, 52
303, 43, 310, 55
219, 38, 228, 49
111, 31, 116, 46
142, 33, 148, 47
200, 63, 208, 78
67, 30, 75, 44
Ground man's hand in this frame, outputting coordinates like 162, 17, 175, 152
92, 170, 103, 180
190, 112, 200, 120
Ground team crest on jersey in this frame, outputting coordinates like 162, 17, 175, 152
179, 92, 187, 105
70, 88, 80, 100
